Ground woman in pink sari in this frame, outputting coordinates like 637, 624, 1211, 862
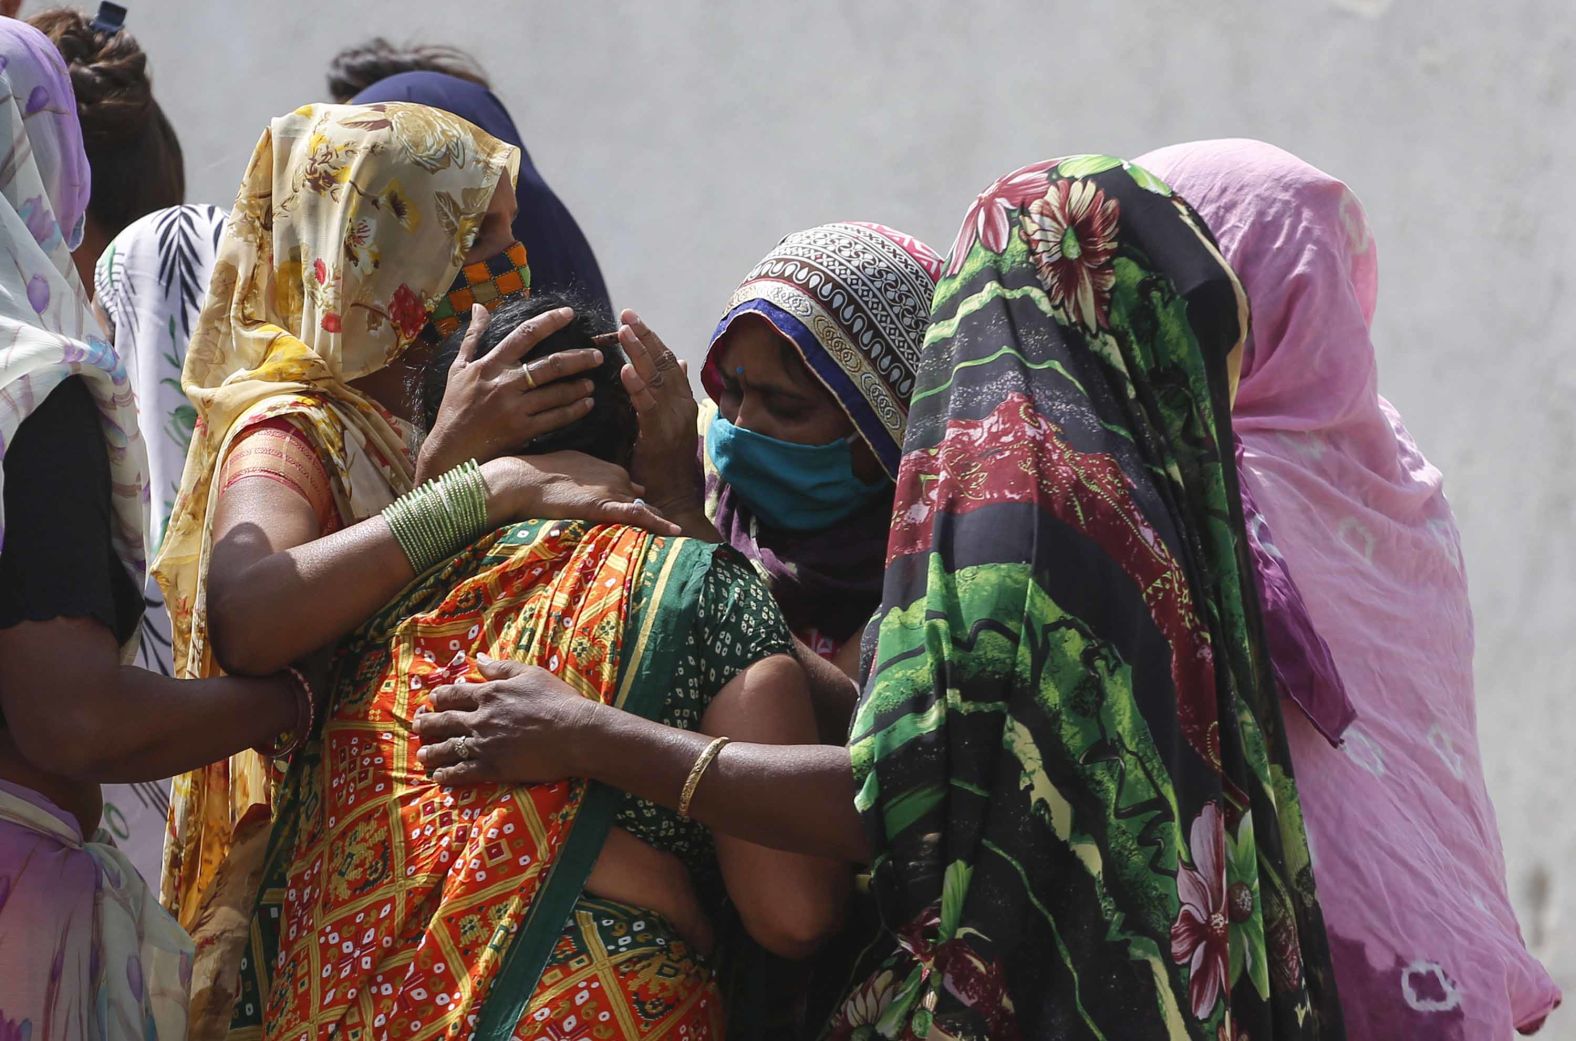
1139, 138, 1560, 1039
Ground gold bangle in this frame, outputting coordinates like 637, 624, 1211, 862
678, 736, 730, 819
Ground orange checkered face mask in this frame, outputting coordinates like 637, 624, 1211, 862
419, 240, 531, 345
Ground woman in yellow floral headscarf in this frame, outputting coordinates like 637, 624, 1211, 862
152, 102, 665, 1037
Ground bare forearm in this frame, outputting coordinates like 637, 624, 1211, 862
73, 668, 298, 781
0, 620, 299, 784
209, 514, 416, 674
582, 705, 870, 864
209, 457, 660, 675
0, 613, 302, 784
794, 639, 859, 743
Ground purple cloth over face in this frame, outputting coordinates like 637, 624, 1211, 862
1236, 440, 1354, 745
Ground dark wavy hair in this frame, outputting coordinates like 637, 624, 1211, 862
30, 7, 184, 237
326, 37, 489, 103
426, 293, 636, 468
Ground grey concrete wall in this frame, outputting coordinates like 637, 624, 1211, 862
106, 0, 1576, 1029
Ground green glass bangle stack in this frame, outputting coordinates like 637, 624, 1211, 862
382, 458, 489, 573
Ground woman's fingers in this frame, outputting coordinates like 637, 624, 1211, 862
518, 348, 604, 392
473, 654, 531, 681
454, 304, 490, 367
427, 683, 481, 712
594, 497, 681, 536
514, 377, 593, 416
617, 315, 671, 392
515, 397, 596, 441
620, 310, 683, 392
482, 306, 577, 368
415, 733, 472, 769
620, 362, 661, 414
411, 710, 471, 745
618, 322, 661, 386
430, 759, 489, 786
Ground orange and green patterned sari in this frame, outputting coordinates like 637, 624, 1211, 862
229, 519, 770, 1040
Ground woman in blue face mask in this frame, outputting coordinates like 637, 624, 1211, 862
625, 222, 942, 685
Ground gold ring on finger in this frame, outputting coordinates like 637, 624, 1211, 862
521, 365, 538, 391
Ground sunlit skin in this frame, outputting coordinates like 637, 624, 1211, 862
464, 176, 521, 268
713, 314, 884, 484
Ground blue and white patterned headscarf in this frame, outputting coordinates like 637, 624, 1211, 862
696, 222, 942, 651
702, 221, 942, 479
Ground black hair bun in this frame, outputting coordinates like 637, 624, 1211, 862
30, 7, 153, 146
29, 6, 185, 238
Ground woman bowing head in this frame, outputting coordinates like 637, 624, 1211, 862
155, 100, 663, 1037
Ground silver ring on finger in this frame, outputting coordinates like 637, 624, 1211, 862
455, 735, 475, 761
633, 498, 647, 509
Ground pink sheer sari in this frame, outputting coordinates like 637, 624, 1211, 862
1140, 138, 1560, 1039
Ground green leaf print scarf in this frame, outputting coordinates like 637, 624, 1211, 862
828, 158, 1345, 1041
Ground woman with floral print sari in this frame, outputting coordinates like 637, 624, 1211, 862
417, 156, 1349, 1039
822, 154, 1347, 1039
153, 102, 670, 1037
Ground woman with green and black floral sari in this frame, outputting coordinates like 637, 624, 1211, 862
415, 156, 1347, 1039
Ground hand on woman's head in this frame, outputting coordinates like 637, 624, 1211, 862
415, 302, 600, 481
420, 292, 679, 534
617, 310, 705, 519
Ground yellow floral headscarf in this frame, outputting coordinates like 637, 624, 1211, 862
149, 102, 516, 1037
156, 102, 516, 676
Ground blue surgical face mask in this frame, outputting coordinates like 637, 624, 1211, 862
706, 411, 891, 533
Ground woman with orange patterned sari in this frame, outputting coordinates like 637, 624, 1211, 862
229, 294, 848, 1040
154, 102, 672, 1037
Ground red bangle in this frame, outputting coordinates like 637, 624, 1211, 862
256, 666, 317, 759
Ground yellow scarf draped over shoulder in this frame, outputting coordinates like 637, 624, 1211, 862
149, 101, 517, 1036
